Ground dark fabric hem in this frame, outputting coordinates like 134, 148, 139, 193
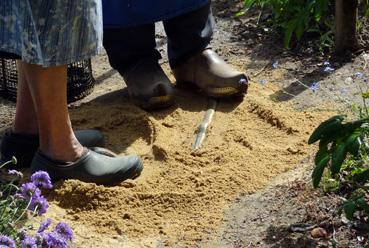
103, 0, 210, 28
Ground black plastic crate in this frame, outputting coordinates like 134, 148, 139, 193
0, 59, 95, 103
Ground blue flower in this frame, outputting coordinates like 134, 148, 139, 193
323, 61, 331, 66
55, 222, 74, 241
0, 235, 15, 248
310, 82, 320, 92
21, 236, 36, 248
272, 61, 279, 69
29, 195, 49, 216
38, 218, 52, 233
31, 171, 52, 189
258, 79, 266, 86
44, 232, 67, 248
323, 66, 335, 73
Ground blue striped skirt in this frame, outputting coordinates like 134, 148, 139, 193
0, 0, 103, 67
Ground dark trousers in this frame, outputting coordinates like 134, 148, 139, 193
103, 2, 214, 73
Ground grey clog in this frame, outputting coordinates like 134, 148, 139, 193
31, 149, 143, 185
0, 129, 105, 168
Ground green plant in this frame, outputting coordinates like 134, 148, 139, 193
241, 0, 369, 49
308, 81, 369, 222
242, 0, 330, 47
339, 191, 369, 220
308, 115, 369, 187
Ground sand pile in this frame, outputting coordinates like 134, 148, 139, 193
43, 74, 330, 247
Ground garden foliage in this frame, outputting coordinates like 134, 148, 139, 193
241, 0, 369, 48
309, 81, 369, 222
242, 0, 330, 47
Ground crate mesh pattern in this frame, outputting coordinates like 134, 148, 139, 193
0, 59, 95, 103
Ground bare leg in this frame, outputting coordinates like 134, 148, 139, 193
13, 62, 38, 135
19, 61, 83, 162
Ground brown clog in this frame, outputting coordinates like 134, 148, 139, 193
172, 49, 249, 97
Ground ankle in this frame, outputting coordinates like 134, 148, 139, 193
12, 126, 38, 136
39, 143, 84, 163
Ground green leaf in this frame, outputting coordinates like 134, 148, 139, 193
244, 0, 256, 9
312, 154, 330, 188
315, 142, 329, 166
344, 118, 369, 133
308, 115, 345, 144
357, 198, 369, 212
362, 91, 369, 99
295, 19, 305, 40
314, 0, 329, 20
235, 11, 246, 17
343, 201, 356, 220
346, 135, 361, 156
354, 169, 369, 183
331, 140, 347, 175
283, 20, 297, 48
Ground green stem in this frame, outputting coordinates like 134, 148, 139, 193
14, 196, 33, 224
0, 160, 15, 169
359, 86, 369, 117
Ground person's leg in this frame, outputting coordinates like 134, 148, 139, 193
103, 24, 160, 73
163, 1, 214, 68
103, 25, 174, 110
17, 61, 143, 184
164, 2, 249, 98
13, 62, 38, 135
20, 62, 83, 162
0, 62, 105, 168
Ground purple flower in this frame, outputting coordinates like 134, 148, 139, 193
38, 218, 52, 233
18, 230, 27, 240
7, 169, 23, 180
21, 236, 36, 248
18, 183, 41, 200
44, 232, 67, 248
34, 234, 44, 247
28, 195, 49, 216
323, 61, 331, 66
55, 222, 74, 241
0, 235, 15, 248
310, 82, 320, 92
323, 66, 335, 73
7, 170, 17, 175
272, 61, 279, 69
355, 72, 365, 78
340, 88, 348, 94
258, 79, 266, 86
31, 171, 52, 189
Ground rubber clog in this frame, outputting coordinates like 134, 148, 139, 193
121, 59, 174, 110
172, 49, 249, 97
31, 149, 143, 185
0, 129, 105, 168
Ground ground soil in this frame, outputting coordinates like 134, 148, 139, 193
1, 1, 369, 247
